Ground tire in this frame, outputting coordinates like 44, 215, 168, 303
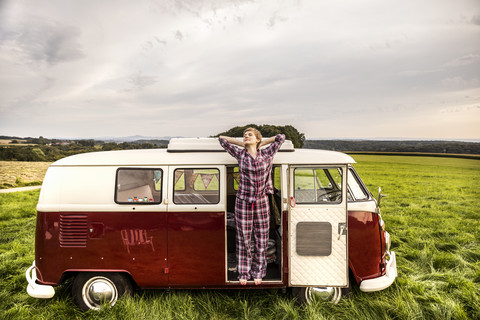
72, 272, 132, 311
292, 286, 343, 305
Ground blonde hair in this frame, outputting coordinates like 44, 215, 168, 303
243, 127, 263, 149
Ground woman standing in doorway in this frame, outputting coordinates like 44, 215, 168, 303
219, 128, 285, 285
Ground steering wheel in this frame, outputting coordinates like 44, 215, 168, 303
325, 190, 342, 202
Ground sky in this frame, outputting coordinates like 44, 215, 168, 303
0, 0, 479, 140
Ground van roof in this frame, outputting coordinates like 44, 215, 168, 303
51, 138, 355, 166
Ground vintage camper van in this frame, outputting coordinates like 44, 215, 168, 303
26, 138, 397, 311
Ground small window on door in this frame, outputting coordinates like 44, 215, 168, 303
115, 168, 162, 204
173, 168, 220, 204
294, 167, 342, 204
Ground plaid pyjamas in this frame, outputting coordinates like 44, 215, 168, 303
219, 134, 285, 280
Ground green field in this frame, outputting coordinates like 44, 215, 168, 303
0, 161, 51, 189
1, 155, 479, 319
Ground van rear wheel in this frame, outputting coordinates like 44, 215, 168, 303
72, 273, 132, 311
292, 286, 342, 305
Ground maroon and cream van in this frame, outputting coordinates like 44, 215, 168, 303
25, 138, 397, 311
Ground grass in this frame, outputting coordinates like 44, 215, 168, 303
1, 155, 479, 319
0, 161, 51, 189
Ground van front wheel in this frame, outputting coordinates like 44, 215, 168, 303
292, 287, 342, 305
72, 273, 132, 311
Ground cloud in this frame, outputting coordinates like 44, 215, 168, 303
174, 30, 184, 41
472, 14, 480, 25
442, 54, 480, 68
441, 76, 479, 88
124, 73, 158, 91
267, 11, 288, 28
0, 16, 85, 68
1, 0, 479, 139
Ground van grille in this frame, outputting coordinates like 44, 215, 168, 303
59, 214, 88, 247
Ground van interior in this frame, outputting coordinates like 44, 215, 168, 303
226, 166, 283, 282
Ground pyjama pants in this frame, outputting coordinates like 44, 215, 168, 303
235, 196, 270, 280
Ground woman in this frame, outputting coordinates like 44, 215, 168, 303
219, 128, 285, 285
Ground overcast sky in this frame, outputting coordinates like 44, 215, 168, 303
1, 0, 479, 140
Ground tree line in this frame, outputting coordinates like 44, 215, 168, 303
0, 137, 168, 162
304, 140, 480, 155
1, 127, 478, 162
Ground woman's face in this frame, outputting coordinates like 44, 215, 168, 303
243, 130, 260, 146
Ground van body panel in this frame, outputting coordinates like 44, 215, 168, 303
35, 211, 169, 287
167, 211, 226, 286
347, 211, 383, 283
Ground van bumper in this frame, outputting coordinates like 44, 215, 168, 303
359, 251, 397, 292
25, 261, 55, 299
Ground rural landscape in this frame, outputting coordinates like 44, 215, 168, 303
0, 133, 479, 319
2, 0, 478, 318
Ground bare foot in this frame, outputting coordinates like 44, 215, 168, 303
254, 278, 262, 285
239, 279, 247, 285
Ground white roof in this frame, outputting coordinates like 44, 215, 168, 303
51, 138, 355, 167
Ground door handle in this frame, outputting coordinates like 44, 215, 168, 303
289, 196, 296, 208
337, 223, 346, 240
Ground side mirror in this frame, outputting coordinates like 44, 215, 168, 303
377, 187, 387, 208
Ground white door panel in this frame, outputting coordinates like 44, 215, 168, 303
289, 166, 348, 286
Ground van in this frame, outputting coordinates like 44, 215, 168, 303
25, 138, 397, 310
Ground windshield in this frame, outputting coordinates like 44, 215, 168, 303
347, 168, 369, 201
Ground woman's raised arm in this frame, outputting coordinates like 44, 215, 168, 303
258, 136, 276, 148
219, 136, 245, 148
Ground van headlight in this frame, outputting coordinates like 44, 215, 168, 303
384, 231, 391, 252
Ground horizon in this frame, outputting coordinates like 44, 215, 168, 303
1, 133, 479, 143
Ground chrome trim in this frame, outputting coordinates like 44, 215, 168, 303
82, 276, 118, 310
307, 287, 342, 304
384, 231, 391, 252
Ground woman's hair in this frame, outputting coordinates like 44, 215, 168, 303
243, 127, 263, 149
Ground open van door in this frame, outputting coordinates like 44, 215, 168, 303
288, 165, 348, 287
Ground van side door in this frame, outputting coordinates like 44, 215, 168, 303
288, 165, 348, 287
166, 166, 226, 286
114, 167, 168, 287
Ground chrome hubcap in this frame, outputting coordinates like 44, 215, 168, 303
307, 287, 341, 304
82, 276, 118, 310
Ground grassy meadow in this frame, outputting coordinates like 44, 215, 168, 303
0, 161, 51, 189
0, 155, 479, 319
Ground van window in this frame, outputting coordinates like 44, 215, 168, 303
173, 168, 220, 204
294, 167, 342, 203
115, 168, 162, 204
273, 166, 281, 191
231, 166, 240, 191
228, 166, 280, 192
348, 168, 369, 201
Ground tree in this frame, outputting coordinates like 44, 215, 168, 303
215, 124, 305, 148
76, 139, 95, 147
